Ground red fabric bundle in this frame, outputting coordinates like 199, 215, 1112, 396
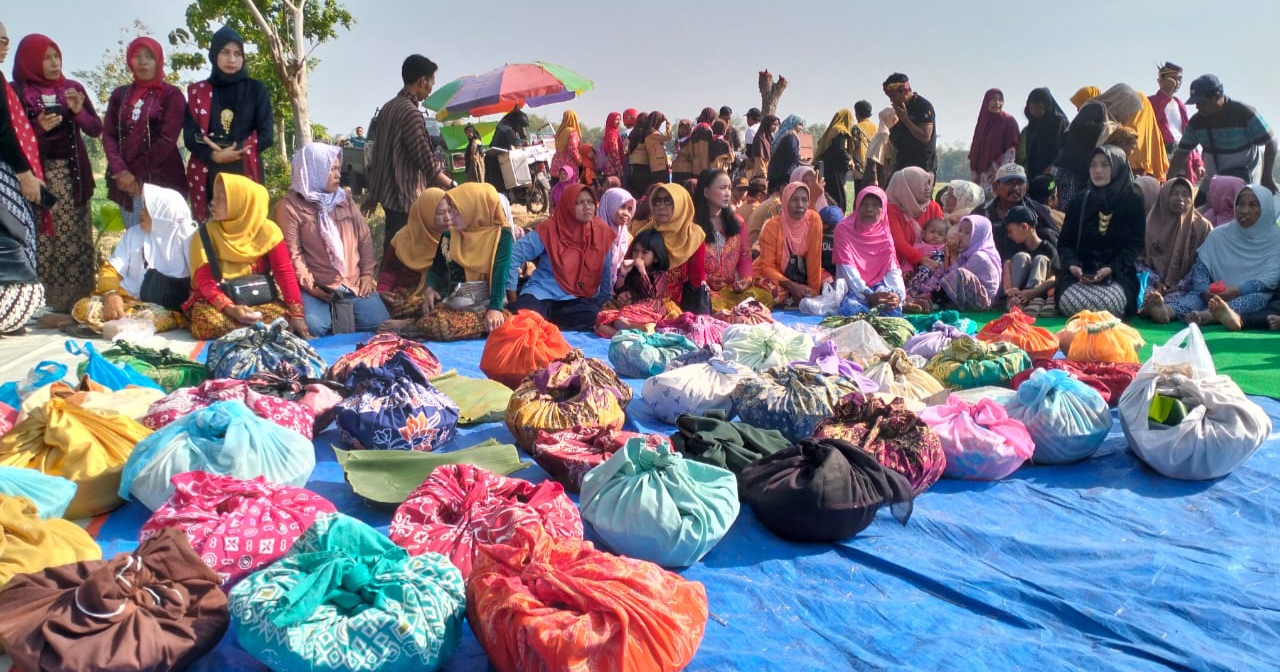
480, 311, 573, 389
140, 471, 336, 588
656, 312, 731, 347
531, 427, 673, 492
467, 525, 707, 672
977, 307, 1059, 360
141, 379, 315, 438
1008, 358, 1140, 406
324, 333, 442, 384
388, 464, 583, 577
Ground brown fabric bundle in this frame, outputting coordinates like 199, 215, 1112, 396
0, 527, 229, 672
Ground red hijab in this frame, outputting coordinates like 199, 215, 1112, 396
127, 37, 166, 90
969, 88, 1020, 173
537, 183, 615, 297
14, 34, 65, 87
602, 112, 623, 161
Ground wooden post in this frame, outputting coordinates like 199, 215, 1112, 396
758, 70, 788, 117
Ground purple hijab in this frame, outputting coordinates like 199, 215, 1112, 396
597, 187, 636, 289
550, 165, 578, 211
956, 215, 1002, 297
290, 142, 347, 269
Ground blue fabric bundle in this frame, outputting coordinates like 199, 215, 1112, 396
608, 330, 699, 379
0, 467, 78, 519
335, 352, 460, 452
1006, 368, 1111, 464
205, 318, 327, 380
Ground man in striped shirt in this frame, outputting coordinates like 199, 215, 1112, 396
364, 54, 455, 255
1170, 74, 1278, 193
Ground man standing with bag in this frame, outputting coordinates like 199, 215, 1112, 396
364, 55, 455, 256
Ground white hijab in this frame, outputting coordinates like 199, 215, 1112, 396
945, 180, 986, 224
1195, 184, 1280, 290
109, 184, 196, 297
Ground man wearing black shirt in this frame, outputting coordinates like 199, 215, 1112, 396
974, 163, 1060, 260
882, 72, 937, 173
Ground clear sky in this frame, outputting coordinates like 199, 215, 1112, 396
4, 0, 1277, 146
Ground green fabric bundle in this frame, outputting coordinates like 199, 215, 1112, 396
79, 342, 206, 393
925, 338, 1031, 390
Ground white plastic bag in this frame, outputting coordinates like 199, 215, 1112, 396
721, 323, 813, 373
799, 279, 848, 317
821, 321, 892, 366
1139, 323, 1216, 379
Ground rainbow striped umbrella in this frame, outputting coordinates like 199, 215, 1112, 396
424, 62, 593, 120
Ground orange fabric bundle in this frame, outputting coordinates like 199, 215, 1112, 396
467, 526, 707, 672
977, 307, 1059, 359
1060, 310, 1145, 364
480, 311, 573, 389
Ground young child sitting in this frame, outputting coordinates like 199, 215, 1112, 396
595, 229, 671, 338
1001, 205, 1059, 317
904, 218, 949, 313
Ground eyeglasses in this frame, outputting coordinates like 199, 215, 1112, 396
651, 196, 675, 206
0, 37, 9, 47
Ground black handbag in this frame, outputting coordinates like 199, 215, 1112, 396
680, 281, 712, 315
0, 201, 36, 285
197, 222, 279, 307
136, 244, 191, 310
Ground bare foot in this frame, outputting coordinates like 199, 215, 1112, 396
1183, 310, 1212, 326
1268, 314, 1280, 331
1208, 295, 1244, 332
1142, 292, 1172, 324
37, 313, 74, 330
377, 319, 412, 334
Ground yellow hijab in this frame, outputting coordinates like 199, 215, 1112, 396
1129, 93, 1170, 180
629, 183, 706, 268
1070, 86, 1101, 111
188, 174, 283, 283
815, 109, 854, 160
390, 187, 447, 274
555, 110, 581, 153
446, 182, 510, 281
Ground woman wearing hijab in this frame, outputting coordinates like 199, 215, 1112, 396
694, 169, 769, 309
1053, 102, 1115, 212
13, 34, 102, 314
183, 26, 273, 222
767, 114, 805, 194
0, 42, 45, 336
184, 174, 306, 340
926, 215, 1002, 311
832, 186, 905, 315
102, 37, 186, 230
1200, 175, 1246, 227
70, 184, 193, 334
754, 182, 823, 305
790, 166, 830, 211
1070, 86, 1101, 112
626, 112, 652, 196
549, 165, 577, 210
884, 167, 945, 270
1136, 177, 1212, 323
708, 120, 734, 173
598, 187, 637, 290
508, 183, 615, 330
549, 109, 582, 185
1018, 88, 1069, 179
376, 187, 446, 318
629, 183, 708, 306
969, 89, 1021, 195
1055, 146, 1146, 317
942, 179, 985, 227
276, 143, 387, 336
816, 109, 858, 212
600, 112, 625, 180
745, 114, 778, 182
1092, 84, 1169, 180
1144, 184, 1280, 330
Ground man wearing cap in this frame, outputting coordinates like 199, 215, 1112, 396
1170, 75, 1278, 192
1149, 62, 1204, 183
882, 73, 937, 173
744, 108, 763, 147
973, 163, 1059, 261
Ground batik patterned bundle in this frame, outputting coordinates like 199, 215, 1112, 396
205, 318, 327, 380
530, 427, 671, 492
334, 352, 459, 452
813, 392, 946, 494
925, 338, 1032, 390
324, 333, 441, 383
504, 356, 627, 450
77, 341, 207, 393
608, 329, 699, 378
656, 311, 731, 347
141, 378, 315, 438
713, 297, 775, 325
828, 310, 916, 348
731, 364, 863, 442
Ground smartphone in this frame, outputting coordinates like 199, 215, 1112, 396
817, 160, 825, 175
39, 187, 58, 209
43, 104, 63, 116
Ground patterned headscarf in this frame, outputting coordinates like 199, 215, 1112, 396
290, 143, 347, 269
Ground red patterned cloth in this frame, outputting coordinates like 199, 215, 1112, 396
184, 81, 261, 221
5, 81, 51, 234
140, 471, 335, 588
389, 464, 582, 578
656, 312, 731, 347
141, 378, 315, 438
1008, 358, 1140, 407
324, 333, 442, 384
0, 401, 16, 437
531, 427, 672, 493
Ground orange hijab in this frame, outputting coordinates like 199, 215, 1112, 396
537, 183, 614, 297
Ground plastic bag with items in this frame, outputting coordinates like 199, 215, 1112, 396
1006, 368, 1112, 464
918, 395, 1034, 480
721, 322, 813, 372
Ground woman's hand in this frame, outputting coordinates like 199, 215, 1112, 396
102, 294, 126, 322
484, 309, 506, 332
1092, 267, 1112, 283
356, 276, 377, 297
288, 316, 312, 339
1069, 265, 1084, 280
204, 136, 245, 165
37, 113, 61, 132
224, 304, 263, 325
787, 281, 814, 299
64, 89, 85, 115
870, 291, 899, 309
16, 171, 43, 203
114, 171, 139, 196
421, 287, 441, 314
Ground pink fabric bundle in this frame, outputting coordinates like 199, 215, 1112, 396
531, 427, 673, 492
140, 471, 335, 588
918, 396, 1034, 480
142, 379, 315, 438
657, 313, 731, 348
0, 401, 15, 436
388, 464, 583, 577
298, 383, 345, 432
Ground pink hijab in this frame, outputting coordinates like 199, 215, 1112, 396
833, 187, 898, 286
1203, 175, 1246, 227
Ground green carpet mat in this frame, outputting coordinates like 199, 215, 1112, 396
964, 311, 1280, 400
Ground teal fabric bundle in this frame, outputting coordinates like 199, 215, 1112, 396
924, 338, 1032, 390
608, 330, 698, 379
230, 512, 466, 672
579, 438, 739, 567
901, 310, 977, 335
0, 467, 77, 519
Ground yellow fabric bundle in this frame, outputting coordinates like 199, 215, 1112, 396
21, 379, 164, 421
0, 395, 151, 519
1059, 310, 1145, 364
505, 361, 626, 450
0, 495, 100, 587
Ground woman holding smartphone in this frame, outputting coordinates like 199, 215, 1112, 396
183, 25, 274, 221
12, 34, 102, 314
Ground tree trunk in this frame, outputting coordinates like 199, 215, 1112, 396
277, 114, 288, 163
290, 67, 312, 149
758, 70, 788, 118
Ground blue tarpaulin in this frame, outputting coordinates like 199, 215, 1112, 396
89, 314, 1279, 672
